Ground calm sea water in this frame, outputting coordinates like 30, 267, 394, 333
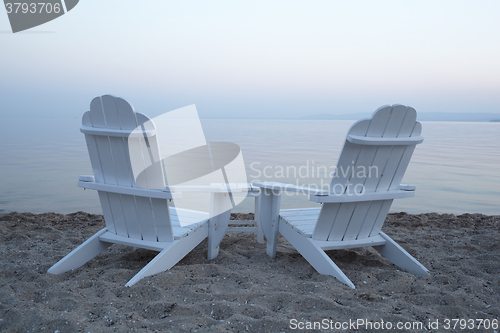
1, 117, 499, 215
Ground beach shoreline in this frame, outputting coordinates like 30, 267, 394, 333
0, 211, 498, 332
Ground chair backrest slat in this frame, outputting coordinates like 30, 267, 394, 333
388, 121, 421, 191
83, 105, 119, 234
133, 113, 165, 189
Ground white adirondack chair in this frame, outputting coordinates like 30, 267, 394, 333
256, 105, 430, 289
47, 95, 250, 286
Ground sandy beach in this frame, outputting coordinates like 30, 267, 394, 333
0, 211, 498, 332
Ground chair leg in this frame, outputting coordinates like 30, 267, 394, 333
207, 193, 232, 260
254, 196, 265, 244
374, 232, 430, 276
207, 209, 231, 260
47, 228, 112, 275
125, 224, 208, 286
257, 222, 265, 244
266, 226, 279, 258
279, 221, 356, 289
258, 189, 281, 258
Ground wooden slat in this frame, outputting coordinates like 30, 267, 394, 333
389, 120, 422, 190
119, 195, 141, 239
80, 126, 156, 137
327, 202, 356, 241
342, 201, 371, 240
281, 207, 320, 212
136, 113, 165, 189
88, 97, 106, 127
329, 142, 362, 192
99, 232, 166, 252
398, 107, 419, 137
124, 113, 160, 241
125, 106, 173, 243
103, 97, 133, 186
107, 194, 128, 237
77, 181, 177, 199
356, 200, 383, 239
254, 182, 328, 195
361, 145, 391, 192
89, 97, 128, 236
315, 234, 386, 250
281, 208, 321, 217
376, 145, 407, 191
345, 143, 379, 194
97, 191, 116, 234
89, 99, 117, 185
283, 215, 320, 222
129, 111, 171, 242
375, 107, 415, 192
135, 197, 157, 241
173, 207, 210, 220
113, 97, 153, 242
363, 105, 406, 193
347, 135, 423, 145
151, 198, 173, 242
96, 96, 129, 238
384, 105, 408, 137
127, 128, 149, 189
102, 96, 143, 240
115, 97, 138, 130
369, 199, 393, 237
358, 109, 392, 198
363, 106, 408, 192
328, 118, 370, 193
312, 203, 340, 241
282, 218, 316, 237
82, 112, 104, 183
82, 110, 116, 234
296, 225, 315, 237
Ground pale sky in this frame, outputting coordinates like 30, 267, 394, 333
1, 0, 499, 118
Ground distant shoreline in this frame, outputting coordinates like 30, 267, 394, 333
4, 114, 500, 122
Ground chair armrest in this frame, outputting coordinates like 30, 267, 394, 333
169, 183, 257, 194
347, 135, 424, 146
253, 181, 329, 195
79, 176, 255, 196
79, 175, 256, 200
78, 179, 181, 199
79, 175, 95, 182
399, 184, 416, 191
309, 189, 415, 203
